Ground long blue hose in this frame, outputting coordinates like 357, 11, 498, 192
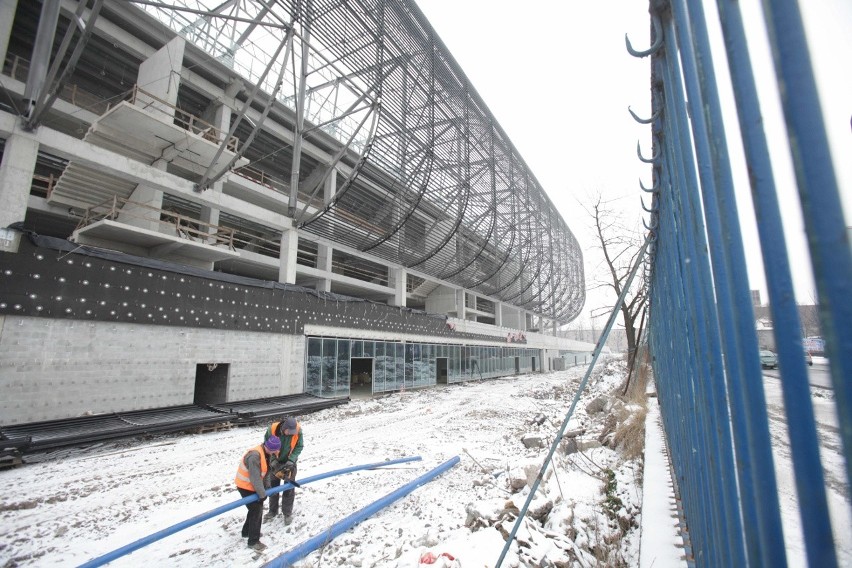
263, 456, 460, 568
78, 456, 422, 568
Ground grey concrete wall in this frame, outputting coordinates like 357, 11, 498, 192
425, 285, 458, 316
0, 316, 303, 424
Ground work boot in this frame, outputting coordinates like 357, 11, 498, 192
263, 511, 278, 522
248, 541, 267, 551
283, 515, 293, 526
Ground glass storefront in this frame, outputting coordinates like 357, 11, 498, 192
305, 336, 540, 397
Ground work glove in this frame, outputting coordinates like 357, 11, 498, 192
274, 461, 296, 480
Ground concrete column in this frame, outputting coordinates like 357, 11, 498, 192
315, 242, 332, 292
118, 37, 186, 233
0, 134, 38, 252
323, 168, 337, 204
0, 0, 19, 68
135, 36, 185, 117
198, 103, 230, 241
278, 225, 298, 284
120, 158, 167, 232
389, 267, 406, 307
494, 302, 503, 327
316, 243, 332, 272
455, 289, 466, 320
199, 181, 222, 243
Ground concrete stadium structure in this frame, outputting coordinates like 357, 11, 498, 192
0, 0, 590, 425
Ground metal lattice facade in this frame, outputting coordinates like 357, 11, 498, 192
139, 0, 584, 323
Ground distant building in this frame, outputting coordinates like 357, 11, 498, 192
753, 304, 822, 353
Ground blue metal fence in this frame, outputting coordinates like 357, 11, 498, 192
638, 1, 851, 566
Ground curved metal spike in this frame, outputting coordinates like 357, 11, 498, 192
626, 14, 663, 58
639, 177, 659, 193
637, 141, 659, 164
643, 215, 659, 231
628, 106, 660, 124
641, 195, 657, 213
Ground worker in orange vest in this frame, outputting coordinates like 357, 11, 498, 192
264, 416, 303, 525
235, 436, 281, 551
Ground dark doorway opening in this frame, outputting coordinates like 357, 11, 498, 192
514, 357, 520, 374
194, 363, 229, 405
436, 357, 448, 384
350, 357, 373, 398
531, 357, 537, 372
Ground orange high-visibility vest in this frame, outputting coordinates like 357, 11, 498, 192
234, 445, 268, 491
270, 421, 301, 456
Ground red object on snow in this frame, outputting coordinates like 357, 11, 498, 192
419, 551, 456, 564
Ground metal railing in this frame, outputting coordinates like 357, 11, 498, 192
76, 195, 236, 251
127, 85, 240, 152
638, 1, 851, 567
3, 53, 114, 116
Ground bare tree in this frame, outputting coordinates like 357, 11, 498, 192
799, 291, 822, 339
582, 193, 648, 371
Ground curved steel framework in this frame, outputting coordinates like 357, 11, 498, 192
137, 0, 584, 322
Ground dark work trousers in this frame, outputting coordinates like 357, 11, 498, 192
268, 462, 298, 516
237, 487, 263, 544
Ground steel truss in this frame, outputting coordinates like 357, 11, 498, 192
138, 0, 584, 323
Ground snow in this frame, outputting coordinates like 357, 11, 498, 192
761, 362, 852, 566
639, 400, 686, 568
4, 358, 842, 567
0, 361, 655, 567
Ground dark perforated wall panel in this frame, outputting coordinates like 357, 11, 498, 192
0, 238, 499, 343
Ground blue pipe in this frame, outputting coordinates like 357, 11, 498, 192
263, 456, 460, 568
78, 456, 422, 568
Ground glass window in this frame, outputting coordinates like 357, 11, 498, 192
374, 342, 385, 393
471, 346, 479, 378
405, 344, 414, 386
336, 339, 350, 397
306, 337, 322, 394
409, 343, 417, 385
363, 341, 374, 357
322, 339, 337, 396
396, 343, 405, 390
351, 340, 362, 358
382, 342, 395, 392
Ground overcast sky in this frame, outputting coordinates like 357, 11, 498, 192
414, 0, 852, 322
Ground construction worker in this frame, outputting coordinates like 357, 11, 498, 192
235, 436, 281, 551
263, 416, 303, 525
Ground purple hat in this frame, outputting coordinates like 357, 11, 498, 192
264, 436, 282, 452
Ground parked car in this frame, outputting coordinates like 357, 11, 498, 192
759, 350, 778, 369
804, 350, 813, 366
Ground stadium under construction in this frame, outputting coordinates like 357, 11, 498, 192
0, 0, 590, 434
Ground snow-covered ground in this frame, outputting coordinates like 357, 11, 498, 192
0, 362, 648, 567
762, 359, 852, 567
0, 359, 847, 567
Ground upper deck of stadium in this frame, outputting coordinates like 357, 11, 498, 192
1, 0, 584, 326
